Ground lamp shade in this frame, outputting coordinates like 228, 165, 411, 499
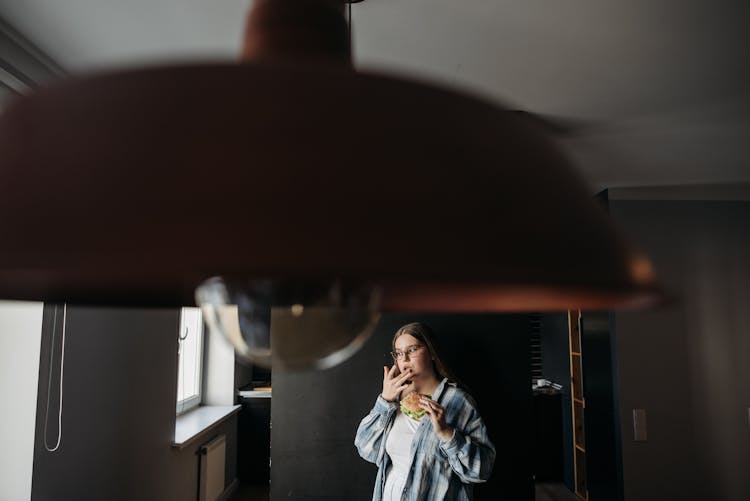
0, 59, 658, 310
0, 0, 661, 369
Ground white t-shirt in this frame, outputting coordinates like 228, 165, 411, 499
383, 410, 422, 500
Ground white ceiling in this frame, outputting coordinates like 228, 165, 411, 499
1, 0, 749, 191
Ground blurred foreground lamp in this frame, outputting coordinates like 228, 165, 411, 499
0, 0, 660, 370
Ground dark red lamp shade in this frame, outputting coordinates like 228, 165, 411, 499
0, 60, 659, 311
0, 0, 660, 368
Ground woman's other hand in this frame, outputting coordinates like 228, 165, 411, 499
381, 365, 412, 402
419, 397, 454, 442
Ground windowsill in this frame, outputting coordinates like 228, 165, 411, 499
172, 404, 241, 449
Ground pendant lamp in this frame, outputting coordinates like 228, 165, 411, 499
0, 0, 660, 369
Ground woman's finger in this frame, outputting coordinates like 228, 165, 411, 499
420, 398, 436, 409
423, 399, 444, 413
394, 370, 412, 384
387, 364, 399, 379
419, 401, 435, 414
421, 399, 445, 421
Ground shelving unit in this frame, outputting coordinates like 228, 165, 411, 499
568, 310, 588, 500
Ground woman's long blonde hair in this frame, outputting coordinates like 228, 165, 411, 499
392, 322, 457, 383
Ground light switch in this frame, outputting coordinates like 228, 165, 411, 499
633, 408, 647, 442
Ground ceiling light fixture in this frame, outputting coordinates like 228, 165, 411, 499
0, 0, 661, 369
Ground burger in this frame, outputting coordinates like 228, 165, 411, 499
400, 391, 431, 420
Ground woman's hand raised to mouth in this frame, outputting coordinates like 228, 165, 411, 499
381, 365, 412, 402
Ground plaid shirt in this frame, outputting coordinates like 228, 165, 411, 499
355, 378, 495, 500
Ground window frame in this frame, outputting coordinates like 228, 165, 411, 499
176, 307, 205, 415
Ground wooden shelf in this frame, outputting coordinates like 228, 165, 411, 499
569, 309, 587, 501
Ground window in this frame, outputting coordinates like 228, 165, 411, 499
176, 307, 204, 414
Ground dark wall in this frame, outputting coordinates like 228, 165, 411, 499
270, 313, 533, 500
235, 359, 254, 391
539, 312, 574, 490
609, 199, 750, 501
580, 312, 623, 501
32, 305, 237, 501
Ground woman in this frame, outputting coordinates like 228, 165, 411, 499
355, 322, 495, 500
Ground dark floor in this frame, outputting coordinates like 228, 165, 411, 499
228, 482, 579, 500
228, 483, 269, 501
535, 482, 582, 501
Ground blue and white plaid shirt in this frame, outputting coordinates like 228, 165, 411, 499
355, 378, 495, 500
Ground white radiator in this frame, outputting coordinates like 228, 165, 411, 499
199, 434, 226, 501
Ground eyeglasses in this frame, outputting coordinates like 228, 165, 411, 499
391, 344, 424, 361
